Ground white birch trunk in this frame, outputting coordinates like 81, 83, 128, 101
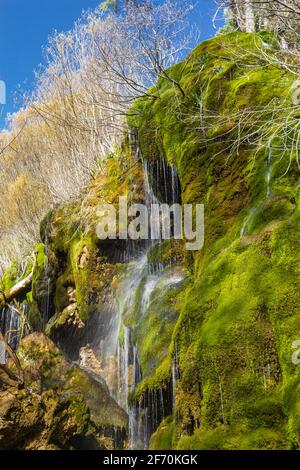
244, 0, 256, 33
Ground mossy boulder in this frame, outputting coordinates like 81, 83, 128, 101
0, 387, 90, 450
37, 159, 145, 357
6, 333, 128, 449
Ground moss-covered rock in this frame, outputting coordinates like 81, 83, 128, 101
127, 32, 300, 449
149, 416, 176, 450
0, 386, 90, 450
2, 30, 299, 451
37, 157, 145, 356
6, 333, 128, 450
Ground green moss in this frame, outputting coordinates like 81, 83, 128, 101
0, 260, 19, 292
127, 32, 300, 449
34, 243, 47, 274
135, 356, 172, 401
147, 240, 186, 270
176, 425, 287, 450
45, 307, 72, 337
149, 417, 176, 450
27, 301, 43, 331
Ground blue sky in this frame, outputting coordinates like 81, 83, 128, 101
0, 0, 219, 128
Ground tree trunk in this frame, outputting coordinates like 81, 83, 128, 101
0, 253, 36, 307
0, 272, 33, 307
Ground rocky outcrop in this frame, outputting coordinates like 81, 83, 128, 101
0, 333, 128, 450
0, 387, 89, 450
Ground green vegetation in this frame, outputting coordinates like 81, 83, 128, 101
127, 32, 300, 449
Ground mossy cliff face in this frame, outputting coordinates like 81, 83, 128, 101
1, 31, 300, 450
129, 32, 300, 449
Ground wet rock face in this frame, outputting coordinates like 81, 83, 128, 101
0, 333, 128, 450
30, 243, 58, 329
4, 32, 299, 451
63, 303, 85, 329
79, 346, 103, 377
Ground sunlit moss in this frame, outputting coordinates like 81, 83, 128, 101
128, 32, 300, 449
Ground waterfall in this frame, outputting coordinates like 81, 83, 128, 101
77, 146, 183, 448
143, 157, 181, 206
266, 141, 273, 198
172, 342, 180, 410
241, 140, 275, 237
33, 234, 54, 330
42, 236, 51, 326
129, 383, 173, 449
116, 260, 184, 449
0, 302, 29, 352
89, 295, 122, 398
124, 326, 130, 412
115, 256, 147, 400
240, 206, 259, 237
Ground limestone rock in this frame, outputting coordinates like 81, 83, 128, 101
0, 333, 128, 450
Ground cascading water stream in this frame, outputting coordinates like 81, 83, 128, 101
0, 302, 29, 352
172, 341, 180, 410
240, 140, 274, 237
81, 147, 183, 448
266, 140, 273, 198
41, 235, 51, 327
116, 256, 184, 449
114, 155, 183, 449
240, 206, 259, 237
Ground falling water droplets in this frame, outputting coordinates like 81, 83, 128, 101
114, 156, 184, 449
